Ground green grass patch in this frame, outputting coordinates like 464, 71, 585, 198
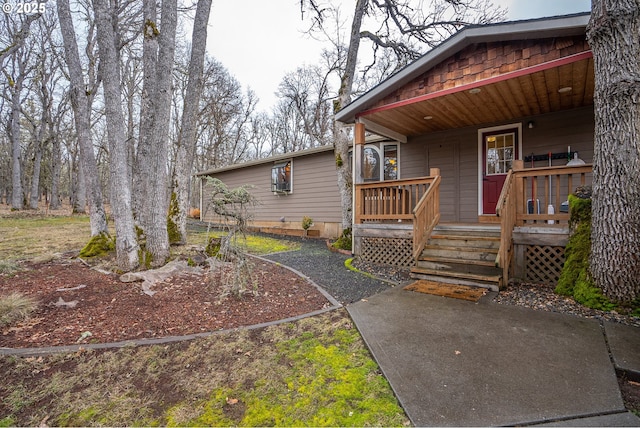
189, 231, 299, 255
165, 313, 406, 427
0, 260, 21, 275
0, 311, 408, 427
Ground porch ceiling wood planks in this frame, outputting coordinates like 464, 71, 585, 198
358, 56, 594, 137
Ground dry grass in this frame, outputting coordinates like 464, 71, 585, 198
0, 215, 92, 261
0, 292, 38, 327
0, 209, 409, 426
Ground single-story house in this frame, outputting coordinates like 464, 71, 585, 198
197, 13, 594, 290
196, 145, 344, 238
335, 12, 594, 290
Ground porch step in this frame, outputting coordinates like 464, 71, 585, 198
409, 267, 501, 291
411, 223, 503, 290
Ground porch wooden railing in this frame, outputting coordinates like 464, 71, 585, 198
354, 175, 438, 223
495, 169, 515, 283
412, 172, 441, 258
496, 160, 593, 281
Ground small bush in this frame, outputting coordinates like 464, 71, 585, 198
301, 216, 313, 231
0, 292, 38, 327
332, 228, 352, 251
189, 208, 201, 219
205, 237, 221, 257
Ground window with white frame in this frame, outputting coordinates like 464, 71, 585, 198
360, 143, 399, 182
271, 160, 292, 193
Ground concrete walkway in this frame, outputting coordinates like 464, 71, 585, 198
347, 286, 640, 427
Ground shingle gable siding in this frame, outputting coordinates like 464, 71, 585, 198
373, 36, 591, 108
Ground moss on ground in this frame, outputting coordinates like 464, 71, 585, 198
345, 258, 376, 279
79, 232, 115, 258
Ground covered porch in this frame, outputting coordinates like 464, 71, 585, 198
353, 160, 592, 288
338, 14, 595, 289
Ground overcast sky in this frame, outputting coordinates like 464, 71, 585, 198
206, 0, 591, 112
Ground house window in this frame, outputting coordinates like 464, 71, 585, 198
362, 147, 381, 181
384, 144, 398, 180
354, 143, 400, 182
486, 133, 515, 175
271, 160, 292, 193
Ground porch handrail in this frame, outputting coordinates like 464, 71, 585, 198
412, 171, 441, 259
512, 163, 592, 225
355, 176, 436, 223
495, 169, 515, 282
496, 161, 593, 284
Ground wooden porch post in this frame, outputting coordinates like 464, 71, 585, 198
354, 122, 366, 224
513, 160, 524, 226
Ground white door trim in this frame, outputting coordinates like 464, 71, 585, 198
477, 123, 523, 216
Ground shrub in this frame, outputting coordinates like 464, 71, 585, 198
189, 208, 201, 219
301, 216, 313, 231
0, 292, 38, 327
332, 228, 352, 251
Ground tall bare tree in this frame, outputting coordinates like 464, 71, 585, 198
173, 0, 213, 244
93, 0, 140, 270
301, 0, 506, 229
587, 0, 640, 303
5, 41, 33, 210
57, 0, 109, 235
135, 0, 177, 266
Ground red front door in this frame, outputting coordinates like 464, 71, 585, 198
482, 129, 518, 214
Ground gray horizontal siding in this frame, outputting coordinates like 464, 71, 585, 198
399, 106, 594, 222
201, 150, 342, 223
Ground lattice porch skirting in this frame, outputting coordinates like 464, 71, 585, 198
360, 237, 415, 267
524, 245, 565, 284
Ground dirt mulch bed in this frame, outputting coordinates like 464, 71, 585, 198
0, 257, 332, 349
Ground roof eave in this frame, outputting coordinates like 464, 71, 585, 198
335, 12, 591, 125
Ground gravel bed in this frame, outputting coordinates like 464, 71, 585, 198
263, 238, 395, 305
229, 227, 639, 328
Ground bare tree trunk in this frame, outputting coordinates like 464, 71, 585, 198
587, 0, 640, 303
133, 0, 159, 222
29, 135, 44, 210
144, 0, 177, 266
73, 158, 87, 214
332, 0, 366, 230
9, 62, 26, 210
49, 131, 61, 210
132, 0, 178, 266
93, 0, 140, 270
174, 0, 213, 244
57, 0, 109, 234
